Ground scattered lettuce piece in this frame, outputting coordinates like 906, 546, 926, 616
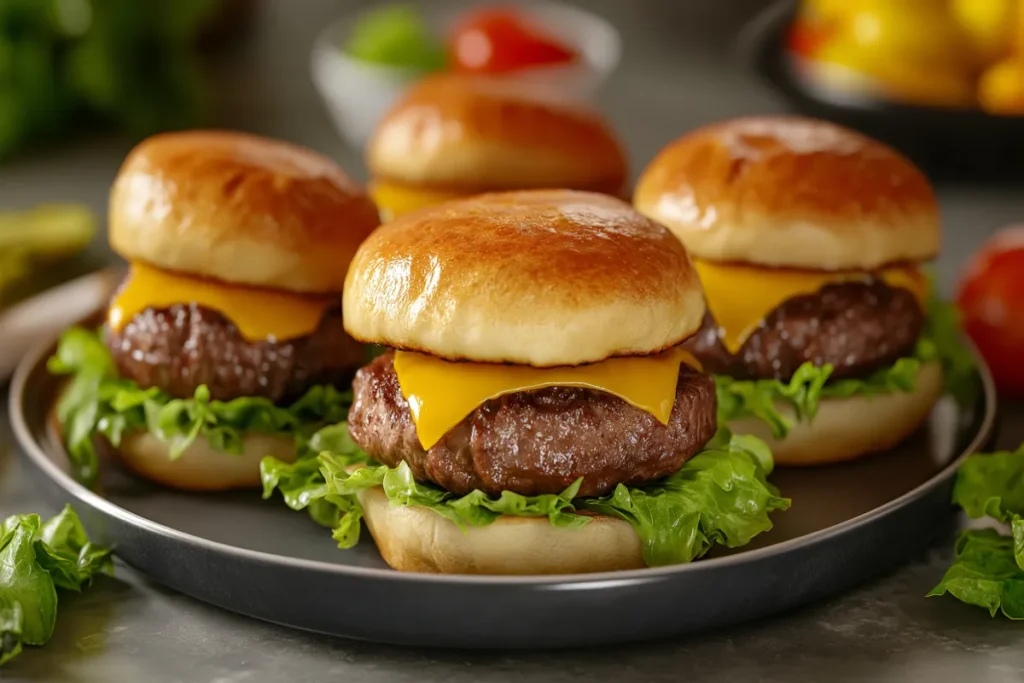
715, 297, 976, 438
930, 448, 1024, 616
928, 530, 1024, 619
263, 425, 789, 566
48, 327, 351, 487
0, 505, 112, 666
952, 447, 1024, 525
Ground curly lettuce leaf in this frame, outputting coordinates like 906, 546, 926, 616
259, 423, 371, 529
925, 297, 979, 410
715, 363, 833, 439
317, 455, 587, 550
581, 431, 790, 565
928, 530, 1024, 619
0, 505, 111, 666
265, 425, 789, 566
48, 327, 352, 486
952, 447, 1024, 524
715, 296, 975, 439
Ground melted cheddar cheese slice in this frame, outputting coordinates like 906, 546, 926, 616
393, 347, 700, 450
369, 181, 470, 221
108, 263, 334, 342
692, 259, 930, 353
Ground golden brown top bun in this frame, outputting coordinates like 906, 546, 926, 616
109, 130, 381, 294
343, 190, 706, 367
366, 74, 628, 195
634, 117, 940, 270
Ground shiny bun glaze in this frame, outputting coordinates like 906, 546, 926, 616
109, 130, 380, 294
343, 190, 706, 367
634, 116, 940, 270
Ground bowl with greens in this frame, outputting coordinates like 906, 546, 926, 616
311, 4, 447, 148
311, 2, 621, 148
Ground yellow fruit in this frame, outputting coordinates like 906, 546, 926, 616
802, 0, 948, 22
950, 0, 1015, 63
800, 0, 858, 22
840, 3, 978, 73
978, 58, 1024, 114
815, 39, 977, 107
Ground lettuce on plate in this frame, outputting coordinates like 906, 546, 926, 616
0, 505, 112, 665
262, 425, 790, 567
47, 327, 352, 486
716, 297, 977, 439
930, 447, 1024, 617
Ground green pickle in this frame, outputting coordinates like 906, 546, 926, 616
0, 203, 96, 296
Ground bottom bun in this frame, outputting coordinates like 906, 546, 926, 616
114, 431, 298, 491
729, 362, 944, 466
358, 486, 644, 574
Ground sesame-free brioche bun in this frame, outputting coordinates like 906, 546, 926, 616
110, 431, 298, 491
366, 74, 628, 195
109, 130, 381, 294
358, 486, 644, 574
634, 117, 940, 271
730, 362, 943, 466
343, 190, 706, 367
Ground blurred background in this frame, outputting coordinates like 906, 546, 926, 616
0, 0, 1022, 363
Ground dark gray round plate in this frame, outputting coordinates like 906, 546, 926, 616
9, 310, 997, 649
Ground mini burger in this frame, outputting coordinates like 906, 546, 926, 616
49, 131, 380, 490
276, 190, 788, 575
634, 116, 949, 466
365, 74, 629, 220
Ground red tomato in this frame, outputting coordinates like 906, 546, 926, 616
956, 226, 1024, 395
786, 19, 831, 58
449, 8, 577, 74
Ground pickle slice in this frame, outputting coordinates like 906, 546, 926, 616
0, 204, 96, 259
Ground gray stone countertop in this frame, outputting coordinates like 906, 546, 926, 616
1, 1, 1023, 680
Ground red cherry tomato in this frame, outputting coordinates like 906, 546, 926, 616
956, 226, 1024, 395
449, 8, 577, 74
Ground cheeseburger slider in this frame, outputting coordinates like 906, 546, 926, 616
49, 131, 380, 490
264, 190, 788, 575
634, 116, 962, 466
365, 74, 629, 221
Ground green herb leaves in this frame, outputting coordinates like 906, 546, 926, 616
0, 505, 111, 665
48, 327, 351, 486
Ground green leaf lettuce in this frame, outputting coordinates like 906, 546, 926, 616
0, 505, 112, 666
928, 530, 1024, 619
48, 327, 352, 486
263, 425, 790, 567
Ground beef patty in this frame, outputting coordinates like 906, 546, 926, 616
105, 303, 365, 403
347, 351, 718, 497
686, 280, 925, 381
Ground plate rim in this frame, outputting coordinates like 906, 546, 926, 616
10, 310, 998, 588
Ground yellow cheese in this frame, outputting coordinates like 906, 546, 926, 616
393, 347, 699, 450
108, 263, 334, 342
369, 181, 470, 221
692, 259, 930, 353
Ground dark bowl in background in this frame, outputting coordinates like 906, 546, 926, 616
738, 0, 1024, 182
